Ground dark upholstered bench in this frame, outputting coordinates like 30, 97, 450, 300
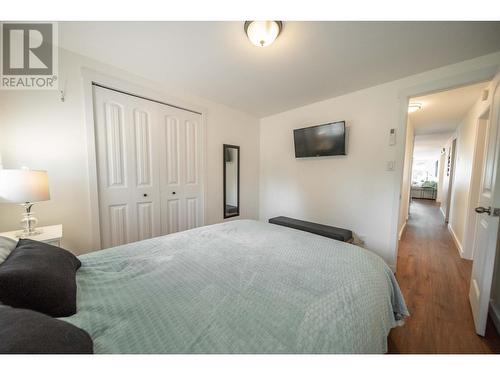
268, 216, 353, 243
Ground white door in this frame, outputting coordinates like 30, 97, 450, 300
469, 70, 500, 336
93, 86, 203, 248
158, 105, 204, 234
94, 86, 162, 248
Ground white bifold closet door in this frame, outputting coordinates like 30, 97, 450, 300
93, 86, 203, 249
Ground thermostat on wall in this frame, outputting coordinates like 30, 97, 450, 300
389, 128, 396, 146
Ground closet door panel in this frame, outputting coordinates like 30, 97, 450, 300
185, 119, 199, 185
158, 108, 203, 234
162, 198, 181, 234
104, 102, 126, 188
137, 201, 154, 240
94, 85, 203, 248
108, 204, 129, 247
132, 107, 161, 241
164, 116, 181, 187
159, 110, 185, 232
182, 115, 204, 230
186, 197, 200, 230
133, 109, 153, 187
94, 86, 162, 249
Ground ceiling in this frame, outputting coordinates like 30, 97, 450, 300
59, 21, 500, 117
409, 81, 488, 135
413, 133, 453, 160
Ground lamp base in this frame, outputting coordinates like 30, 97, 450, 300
17, 202, 41, 238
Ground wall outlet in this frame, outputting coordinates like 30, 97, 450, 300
353, 234, 366, 247
386, 160, 395, 171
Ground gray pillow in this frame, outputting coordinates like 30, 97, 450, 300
0, 239, 81, 317
0, 236, 17, 265
0, 305, 93, 354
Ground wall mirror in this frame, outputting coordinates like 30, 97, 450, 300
223, 144, 240, 219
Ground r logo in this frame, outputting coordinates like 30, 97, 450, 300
2, 23, 53, 75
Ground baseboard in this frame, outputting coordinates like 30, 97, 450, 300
490, 301, 500, 335
448, 224, 464, 258
398, 221, 407, 241
440, 206, 446, 219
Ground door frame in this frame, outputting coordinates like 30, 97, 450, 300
81, 68, 207, 251
445, 137, 457, 224
391, 65, 499, 271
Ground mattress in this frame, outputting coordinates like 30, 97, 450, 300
62, 219, 408, 353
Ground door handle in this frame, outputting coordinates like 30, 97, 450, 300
172, 191, 176, 195
475, 206, 491, 215
143, 193, 148, 197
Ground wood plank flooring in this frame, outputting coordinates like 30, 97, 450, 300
388, 199, 500, 353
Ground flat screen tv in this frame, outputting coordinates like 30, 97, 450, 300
293, 121, 346, 158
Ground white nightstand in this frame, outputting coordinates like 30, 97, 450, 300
0, 224, 63, 247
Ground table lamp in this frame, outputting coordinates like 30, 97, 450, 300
0, 168, 50, 237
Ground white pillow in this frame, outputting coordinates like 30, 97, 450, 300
0, 236, 18, 264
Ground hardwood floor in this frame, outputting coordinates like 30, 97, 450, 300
388, 199, 500, 354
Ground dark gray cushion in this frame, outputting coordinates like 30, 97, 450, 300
0, 305, 93, 354
0, 239, 81, 317
269, 216, 353, 242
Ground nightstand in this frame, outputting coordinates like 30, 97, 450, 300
0, 224, 63, 247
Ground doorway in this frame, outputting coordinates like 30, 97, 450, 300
393, 79, 500, 352
400, 81, 490, 253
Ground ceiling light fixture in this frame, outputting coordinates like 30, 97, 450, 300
408, 103, 422, 113
244, 21, 283, 47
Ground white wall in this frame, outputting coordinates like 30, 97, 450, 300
398, 119, 414, 239
448, 92, 491, 258
259, 86, 402, 264
1, 46, 499, 269
0, 48, 260, 254
260, 52, 500, 268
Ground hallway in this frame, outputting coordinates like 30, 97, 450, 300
388, 199, 500, 353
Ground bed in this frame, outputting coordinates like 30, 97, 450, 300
61, 219, 408, 353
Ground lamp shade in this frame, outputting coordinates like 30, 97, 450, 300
0, 169, 50, 203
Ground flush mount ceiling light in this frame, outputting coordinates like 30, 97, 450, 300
244, 21, 283, 47
408, 103, 423, 113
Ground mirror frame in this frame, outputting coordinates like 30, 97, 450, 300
223, 144, 240, 219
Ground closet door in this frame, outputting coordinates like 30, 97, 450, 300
158, 105, 203, 234
93, 86, 162, 248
